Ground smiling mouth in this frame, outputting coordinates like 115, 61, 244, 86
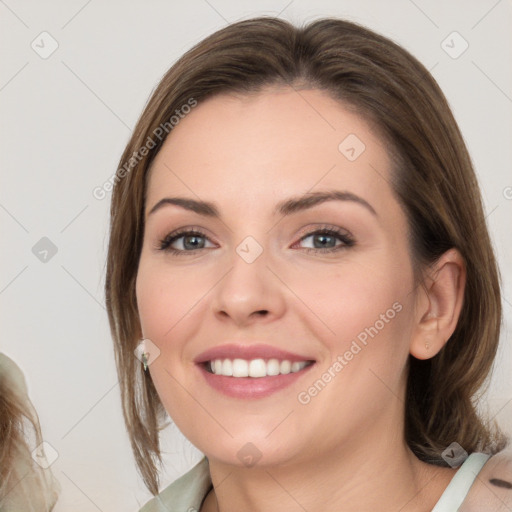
203, 358, 315, 378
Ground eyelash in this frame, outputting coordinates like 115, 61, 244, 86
157, 225, 355, 256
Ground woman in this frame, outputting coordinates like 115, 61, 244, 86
105, 17, 512, 511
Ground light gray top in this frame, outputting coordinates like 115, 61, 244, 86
431, 452, 491, 511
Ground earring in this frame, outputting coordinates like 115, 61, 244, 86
136, 339, 150, 371
142, 351, 149, 372
425, 341, 430, 350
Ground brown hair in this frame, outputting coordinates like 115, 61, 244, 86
0, 355, 59, 509
104, 16, 508, 494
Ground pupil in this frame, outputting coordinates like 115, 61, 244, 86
184, 235, 204, 250
315, 234, 334, 248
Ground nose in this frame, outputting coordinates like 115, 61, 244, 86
210, 244, 286, 327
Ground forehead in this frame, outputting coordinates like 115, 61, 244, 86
146, 87, 395, 215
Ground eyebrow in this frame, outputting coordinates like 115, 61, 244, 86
147, 190, 377, 219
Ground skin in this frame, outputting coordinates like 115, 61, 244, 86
136, 87, 469, 511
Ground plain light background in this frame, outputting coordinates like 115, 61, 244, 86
1, 1, 511, 510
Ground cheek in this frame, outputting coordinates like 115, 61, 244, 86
136, 257, 202, 341
303, 261, 413, 400
288, 255, 415, 417
289, 255, 411, 350
135, 258, 201, 417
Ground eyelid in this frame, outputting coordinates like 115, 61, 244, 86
294, 223, 354, 240
157, 223, 355, 254
292, 225, 355, 253
154, 225, 218, 252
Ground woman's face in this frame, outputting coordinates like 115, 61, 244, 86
136, 87, 419, 467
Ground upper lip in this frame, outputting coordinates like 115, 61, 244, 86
194, 344, 316, 364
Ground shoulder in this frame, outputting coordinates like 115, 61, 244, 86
459, 445, 512, 511
0, 352, 28, 396
139, 457, 212, 512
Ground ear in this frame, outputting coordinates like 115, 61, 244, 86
410, 248, 466, 360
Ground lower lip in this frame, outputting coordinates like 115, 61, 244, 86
197, 363, 315, 399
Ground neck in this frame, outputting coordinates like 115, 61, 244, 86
202, 416, 455, 512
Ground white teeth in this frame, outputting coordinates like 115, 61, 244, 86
267, 359, 280, 376
280, 360, 291, 374
248, 359, 266, 378
291, 361, 304, 373
232, 359, 249, 377
208, 358, 311, 377
221, 359, 233, 376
